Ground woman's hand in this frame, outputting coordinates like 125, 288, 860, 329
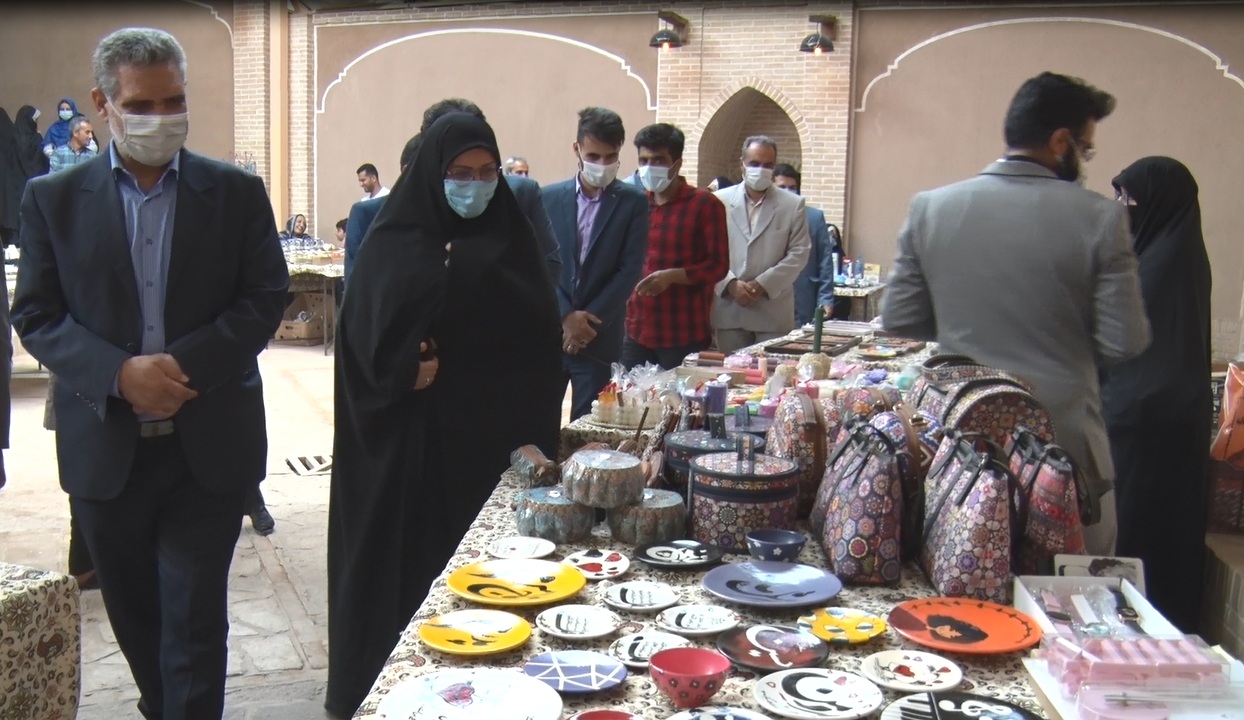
414, 341, 439, 391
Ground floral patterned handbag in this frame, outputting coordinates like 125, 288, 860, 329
1005, 429, 1090, 575
816, 421, 905, 586
909, 355, 1055, 448
867, 404, 944, 560
919, 431, 1025, 603
765, 393, 832, 518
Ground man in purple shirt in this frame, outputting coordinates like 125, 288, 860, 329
541, 107, 649, 420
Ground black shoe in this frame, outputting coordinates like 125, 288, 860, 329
249, 506, 276, 536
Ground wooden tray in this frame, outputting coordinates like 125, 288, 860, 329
763, 334, 861, 356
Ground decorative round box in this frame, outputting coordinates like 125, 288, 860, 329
515, 486, 595, 543
608, 489, 687, 545
664, 431, 767, 504
561, 448, 645, 509
689, 452, 799, 553
728, 409, 774, 440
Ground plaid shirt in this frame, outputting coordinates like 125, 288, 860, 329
625, 180, 729, 348
49, 144, 96, 173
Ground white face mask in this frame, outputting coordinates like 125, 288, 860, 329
580, 158, 620, 189
59, 109, 74, 121
638, 165, 672, 194
107, 102, 189, 167
743, 166, 774, 192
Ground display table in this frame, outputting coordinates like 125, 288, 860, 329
285, 261, 342, 355
557, 334, 936, 460
834, 284, 885, 321
0, 563, 81, 719
353, 471, 1043, 719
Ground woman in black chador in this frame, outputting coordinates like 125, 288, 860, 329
1104, 156, 1212, 633
324, 112, 562, 717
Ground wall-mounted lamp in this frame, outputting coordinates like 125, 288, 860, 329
651, 10, 689, 51
799, 14, 838, 55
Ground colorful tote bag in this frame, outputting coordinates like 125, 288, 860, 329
1006, 429, 1089, 575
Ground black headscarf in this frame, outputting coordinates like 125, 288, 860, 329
1104, 156, 1212, 413
14, 105, 48, 179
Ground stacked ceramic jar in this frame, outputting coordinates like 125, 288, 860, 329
515, 447, 685, 546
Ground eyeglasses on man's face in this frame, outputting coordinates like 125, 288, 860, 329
445, 164, 501, 183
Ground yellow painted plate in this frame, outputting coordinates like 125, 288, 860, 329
797, 606, 889, 645
446, 559, 586, 607
418, 609, 531, 656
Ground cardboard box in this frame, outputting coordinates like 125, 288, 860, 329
1013, 576, 1178, 636
274, 293, 324, 344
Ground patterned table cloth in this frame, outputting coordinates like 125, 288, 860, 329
557, 340, 939, 460
354, 472, 1043, 719
0, 563, 80, 720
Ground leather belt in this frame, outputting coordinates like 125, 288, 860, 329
139, 420, 176, 438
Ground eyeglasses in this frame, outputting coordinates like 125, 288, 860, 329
445, 164, 501, 183
1072, 135, 1096, 162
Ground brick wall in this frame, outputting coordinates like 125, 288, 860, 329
232, 2, 269, 184
657, 3, 854, 225
289, 11, 314, 232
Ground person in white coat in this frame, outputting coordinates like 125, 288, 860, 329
711, 136, 810, 353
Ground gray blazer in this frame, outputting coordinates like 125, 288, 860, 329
881, 159, 1151, 499
711, 183, 811, 333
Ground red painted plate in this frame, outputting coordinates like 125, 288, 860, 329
887, 597, 1042, 654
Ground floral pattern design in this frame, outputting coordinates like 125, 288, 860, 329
0, 563, 80, 720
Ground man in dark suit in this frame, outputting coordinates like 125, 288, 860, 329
544, 107, 649, 420
344, 101, 561, 285
772, 163, 841, 325
11, 28, 289, 720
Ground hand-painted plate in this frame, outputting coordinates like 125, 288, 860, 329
563, 548, 630, 580
702, 561, 842, 608
753, 668, 884, 720
523, 650, 628, 694
607, 631, 692, 668
376, 668, 562, 720
634, 539, 725, 569
486, 535, 556, 559
796, 607, 888, 645
667, 708, 775, 720
879, 692, 1042, 720
716, 624, 828, 673
602, 580, 680, 612
446, 559, 586, 607
887, 597, 1042, 655
655, 604, 741, 637
567, 711, 644, 720
535, 604, 623, 641
417, 609, 531, 656
859, 649, 962, 692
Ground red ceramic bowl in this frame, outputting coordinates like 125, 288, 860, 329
648, 647, 732, 709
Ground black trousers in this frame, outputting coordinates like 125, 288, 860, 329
72, 435, 246, 720
621, 336, 709, 371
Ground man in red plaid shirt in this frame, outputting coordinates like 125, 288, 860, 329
623, 124, 730, 369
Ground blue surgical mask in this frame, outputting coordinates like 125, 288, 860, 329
444, 179, 498, 219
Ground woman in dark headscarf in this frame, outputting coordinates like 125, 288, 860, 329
0, 109, 20, 246
14, 106, 49, 179
42, 98, 81, 153
324, 112, 562, 718
1103, 156, 1212, 633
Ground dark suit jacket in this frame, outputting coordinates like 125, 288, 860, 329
543, 177, 649, 361
11, 149, 290, 501
794, 206, 840, 325
344, 175, 560, 286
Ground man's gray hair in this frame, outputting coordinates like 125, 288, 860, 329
69, 115, 92, 134
741, 135, 778, 157
93, 28, 188, 101
504, 156, 528, 173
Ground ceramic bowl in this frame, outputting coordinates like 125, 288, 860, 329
648, 647, 732, 709
745, 528, 806, 562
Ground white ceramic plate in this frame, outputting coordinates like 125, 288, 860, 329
562, 548, 630, 580
535, 604, 623, 641
485, 536, 556, 560
859, 649, 962, 693
607, 631, 693, 669
376, 668, 562, 720
655, 604, 741, 637
667, 708, 775, 720
753, 668, 884, 720
602, 581, 680, 612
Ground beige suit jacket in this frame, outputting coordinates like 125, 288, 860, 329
711, 183, 811, 333
881, 159, 1151, 499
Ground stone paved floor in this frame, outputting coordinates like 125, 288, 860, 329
1, 337, 573, 719
1, 342, 338, 719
